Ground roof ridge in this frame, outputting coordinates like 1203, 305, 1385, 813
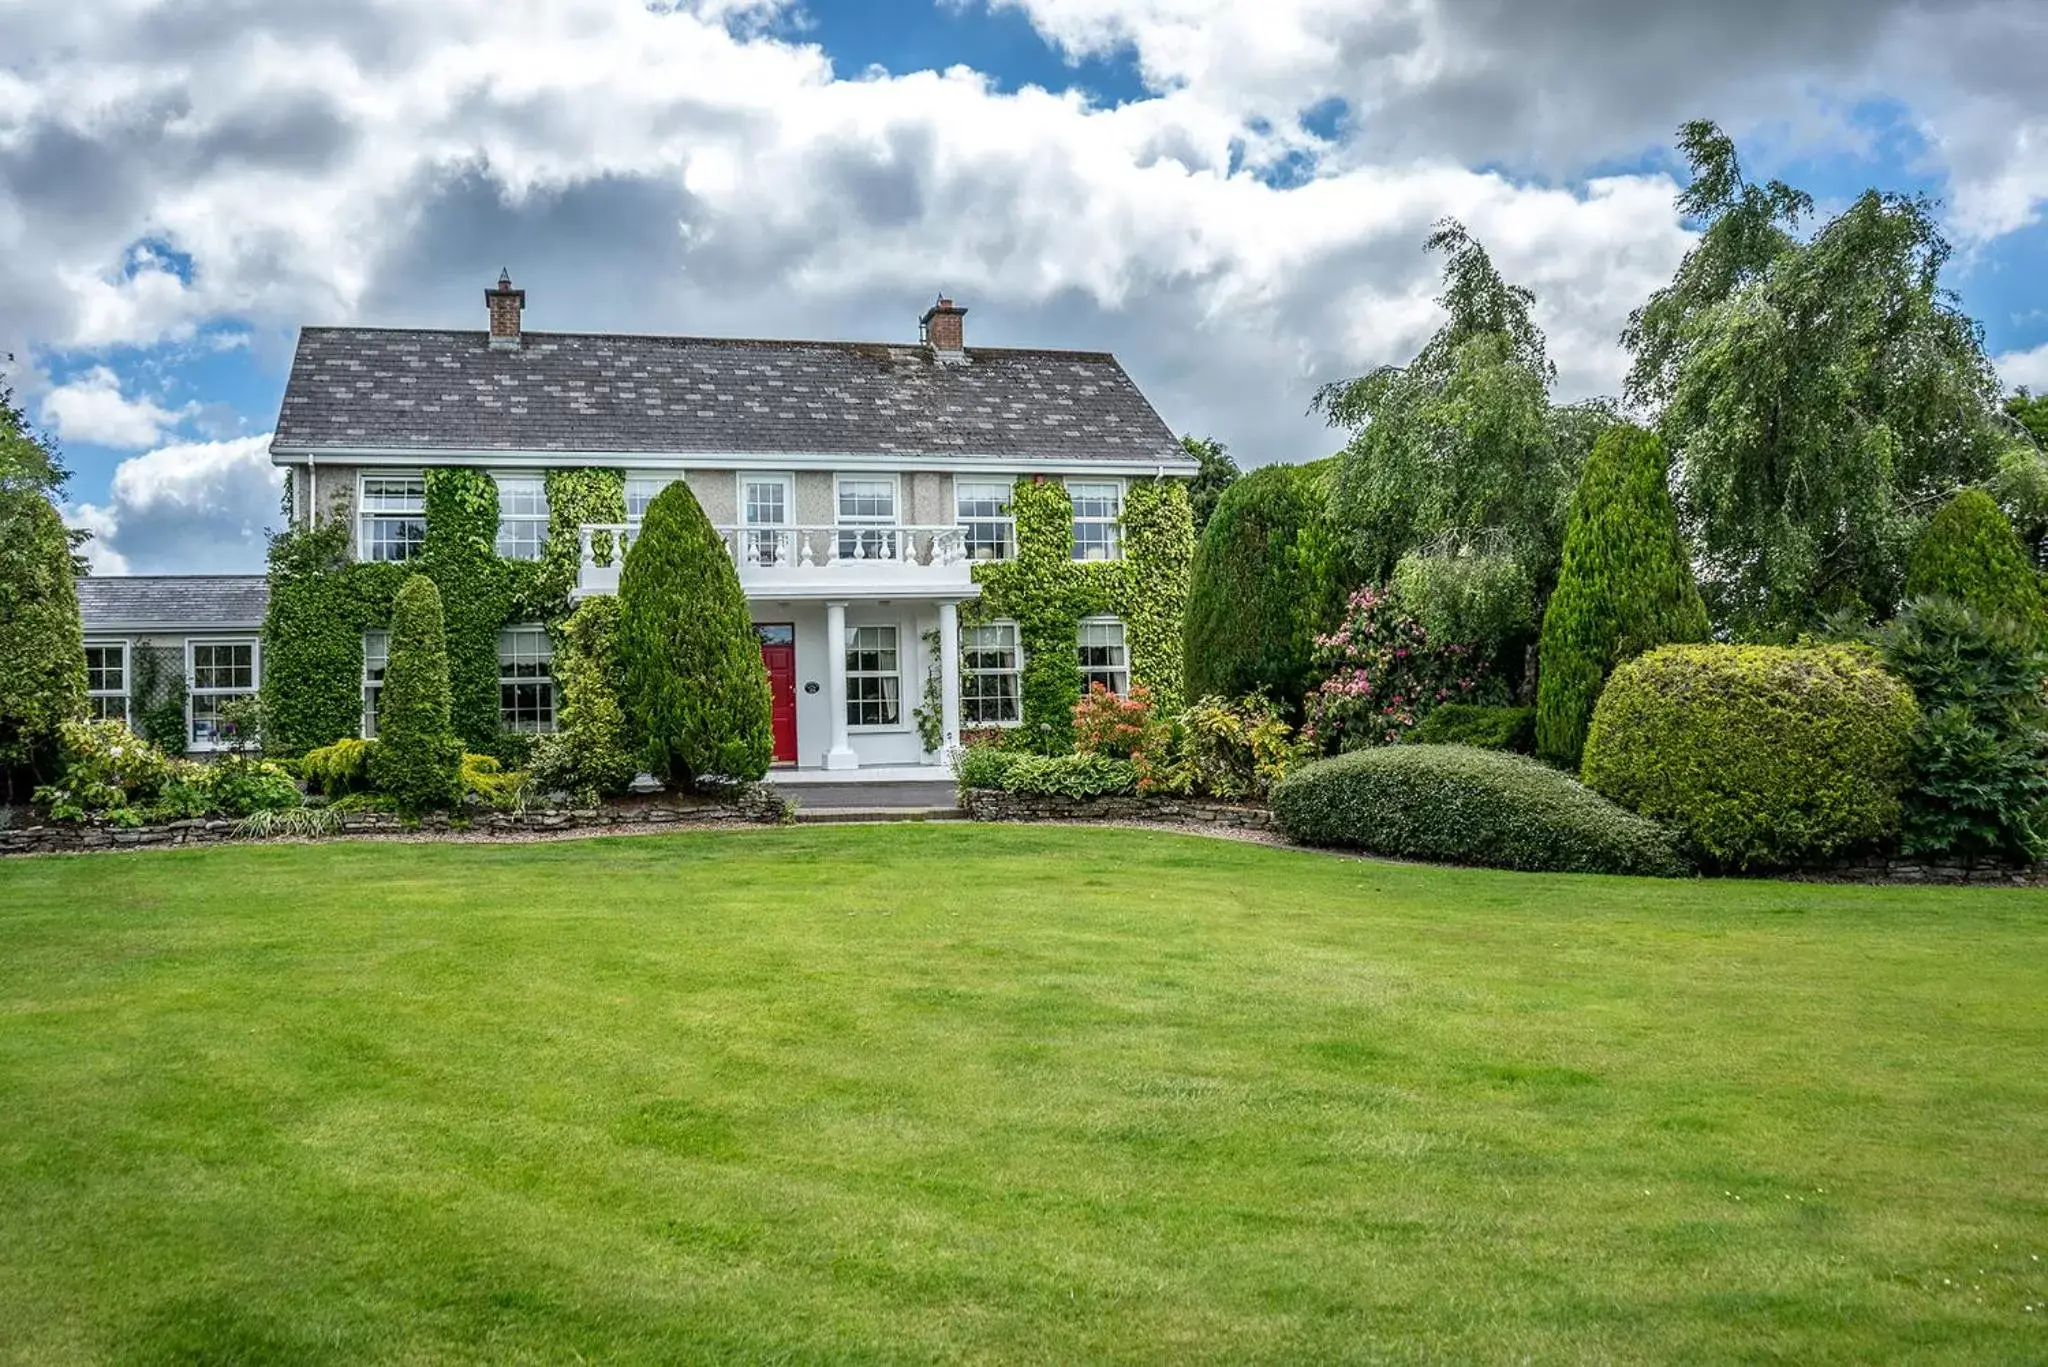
297, 325, 1118, 362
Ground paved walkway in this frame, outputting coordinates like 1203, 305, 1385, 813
768, 780, 960, 811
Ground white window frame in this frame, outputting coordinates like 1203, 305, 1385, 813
361, 630, 389, 738
492, 473, 549, 561
961, 620, 1023, 727
358, 473, 427, 563
1067, 478, 1124, 562
625, 472, 677, 526
84, 639, 131, 726
955, 478, 1016, 562
844, 623, 905, 731
186, 638, 260, 751
737, 471, 795, 565
836, 473, 901, 562
1077, 616, 1130, 697
498, 625, 556, 734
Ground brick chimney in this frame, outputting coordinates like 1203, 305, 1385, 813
486, 268, 526, 350
920, 295, 967, 360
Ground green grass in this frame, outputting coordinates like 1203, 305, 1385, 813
2, 827, 2045, 1364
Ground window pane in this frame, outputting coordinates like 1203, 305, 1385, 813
744, 480, 789, 526
497, 628, 556, 733
838, 479, 895, 520
957, 480, 1015, 561
961, 622, 1021, 724
361, 477, 425, 512
626, 477, 672, 520
845, 625, 901, 726
85, 646, 125, 694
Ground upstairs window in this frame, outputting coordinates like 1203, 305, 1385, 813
359, 476, 426, 563
837, 477, 898, 561
361, 631, 388, 738
962, 622, 1021, 725
498, 627, 555, 733
742, 475, 792, 565
625, 475, 674, 525
85, 642, 130, 724
1068, 480, 1122, 561
494, 475, 549, 561
1077, 618, 1129, 696
956, 479, 1015, 561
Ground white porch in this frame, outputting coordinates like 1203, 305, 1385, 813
755, 596, 970, 773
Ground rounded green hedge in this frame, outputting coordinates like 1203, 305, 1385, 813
1407, 703, 1535, 753
1904, 488, 2045, 639
1271, 745, 1688, 877
1581, 644, 1918, 870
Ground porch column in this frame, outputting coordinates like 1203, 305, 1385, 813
823, 600, 859, 770
937, 599, 962, 759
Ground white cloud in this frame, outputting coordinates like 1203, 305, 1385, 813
66, 433, 278, 573
1997, 341, 2048, 393
0, 0, 2041, 517
38, 365, 190, 448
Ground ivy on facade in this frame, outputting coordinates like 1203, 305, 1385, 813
262, 467, 626, 759
972, 476, 1194, 752
263, 465, 1192, 762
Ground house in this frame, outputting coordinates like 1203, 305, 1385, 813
81, 275, 1198, 772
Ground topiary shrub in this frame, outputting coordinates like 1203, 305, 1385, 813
1904, 489, 2046, 640
1271, 745, 1688, 876
1875, 597, 2048, 861
1536, 424, 1709, 769
1183, 459, 1348, 717
1408, 703, 1536, 753
528, 596, 636, 799
0, 489, 85, 784
1582, 644, 1918, 870
616, 481, 772, 789
368, 575, 464, 813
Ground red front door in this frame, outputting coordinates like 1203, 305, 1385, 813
759, 624, 798, 765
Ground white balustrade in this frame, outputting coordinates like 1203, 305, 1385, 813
573, 522, 974, 599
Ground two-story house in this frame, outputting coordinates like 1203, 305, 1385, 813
78, 276, 1197, 774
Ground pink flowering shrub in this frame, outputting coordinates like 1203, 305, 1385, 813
1302, 586, 1492, 750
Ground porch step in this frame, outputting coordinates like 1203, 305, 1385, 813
791, 805, 966, 825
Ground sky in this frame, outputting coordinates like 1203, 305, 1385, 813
5, 0, 2048, 575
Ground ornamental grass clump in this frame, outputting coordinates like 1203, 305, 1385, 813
1271, 745, 1688, 877
616, 482, 772, 789
367, 575, 464, 814
1582, 644, 1917, 870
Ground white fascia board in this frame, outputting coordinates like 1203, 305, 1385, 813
83, 621, 265, 634
269, 445, 1199, 478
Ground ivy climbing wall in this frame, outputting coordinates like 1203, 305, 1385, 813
261, 466, 625, 760
971, 476, 1194, 752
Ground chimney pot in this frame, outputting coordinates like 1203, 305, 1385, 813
486, 270, 526, 350
920, 294, 968, 358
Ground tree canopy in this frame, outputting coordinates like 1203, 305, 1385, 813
1180, 435, 1240, 535
1317, 221, 1608, 589
1627, 121, 2017, 635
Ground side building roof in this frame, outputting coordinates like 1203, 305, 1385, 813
77, 575, 270, 633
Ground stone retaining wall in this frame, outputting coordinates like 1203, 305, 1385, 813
1792, 852, 2045, 886
960, 788, 1274, 830
0, 786, 790, 857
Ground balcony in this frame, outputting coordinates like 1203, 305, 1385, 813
574, 524, 980, 600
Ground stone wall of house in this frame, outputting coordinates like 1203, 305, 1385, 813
960, 788, 1274, 830
0, 786, 791, 857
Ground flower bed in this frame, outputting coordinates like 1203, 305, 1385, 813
0, 785, 791, 857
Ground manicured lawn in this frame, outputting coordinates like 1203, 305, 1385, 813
1, 827, 2045, 1364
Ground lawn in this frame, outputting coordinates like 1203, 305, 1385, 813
1, 827, 2044, 1364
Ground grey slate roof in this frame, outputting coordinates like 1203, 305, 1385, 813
78, 576, 269, 631
272, 328, 1192, 466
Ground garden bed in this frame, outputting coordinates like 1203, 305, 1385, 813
960, 787, 1274, 830
0, 785, 790, 857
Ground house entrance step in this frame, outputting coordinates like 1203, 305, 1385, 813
791, 806, 967, 825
